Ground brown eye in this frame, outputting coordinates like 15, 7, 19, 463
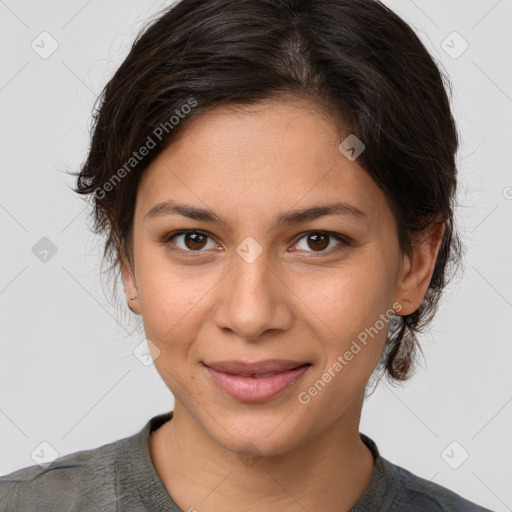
306, 232, 329, 251
293, 231, 349, 254
165, 230, 218, 253
183, 232, 208, 250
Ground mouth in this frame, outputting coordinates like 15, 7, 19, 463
202, 359, 311, 403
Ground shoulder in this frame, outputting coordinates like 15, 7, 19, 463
0, 436, 125, 512
357, 433, 494, 511
383, 458, 494, 512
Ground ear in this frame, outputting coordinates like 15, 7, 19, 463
120, 254, 141, 315
393, 221, 445, 316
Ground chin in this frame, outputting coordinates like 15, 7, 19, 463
205, 413, 301, 459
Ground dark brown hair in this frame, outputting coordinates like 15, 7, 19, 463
72, 0, 462, 384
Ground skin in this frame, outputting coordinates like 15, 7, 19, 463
121, 99, 444, 511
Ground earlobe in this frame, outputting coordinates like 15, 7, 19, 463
394, 222, 445, 316
120, 256, 140, 314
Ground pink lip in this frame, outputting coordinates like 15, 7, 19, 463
203, 360, 311, 403
204, 359, 309, 376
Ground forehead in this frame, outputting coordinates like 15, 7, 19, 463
135, 100, 389, 227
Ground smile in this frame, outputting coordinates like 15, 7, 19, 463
202, 360, 311, 403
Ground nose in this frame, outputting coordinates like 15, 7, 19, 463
212, 247, 294, 342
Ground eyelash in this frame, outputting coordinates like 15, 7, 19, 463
161, 229, 352, 258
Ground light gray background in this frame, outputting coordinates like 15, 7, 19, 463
1, 1, 511, 510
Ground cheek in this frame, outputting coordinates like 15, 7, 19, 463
137, 263, 207, 388
135, 247, 212, 346
296, 264, 395, 403
137, 236, 199, 291
140, 275, 207, 343
295, 253, 397, 339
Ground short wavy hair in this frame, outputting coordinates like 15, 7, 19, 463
72, 0, 462, 385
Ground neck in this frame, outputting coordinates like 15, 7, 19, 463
149, 396, 375, 512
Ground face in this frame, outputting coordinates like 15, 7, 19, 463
122, 99, 438, 457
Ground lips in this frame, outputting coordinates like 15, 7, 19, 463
202, 359, 312, 402
203, 359, 310, 377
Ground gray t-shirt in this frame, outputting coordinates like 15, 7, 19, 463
0, 410, 494, 511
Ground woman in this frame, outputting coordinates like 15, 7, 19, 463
0, 0, 495, 510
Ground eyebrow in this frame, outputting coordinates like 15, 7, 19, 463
143, 199, 367, 230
